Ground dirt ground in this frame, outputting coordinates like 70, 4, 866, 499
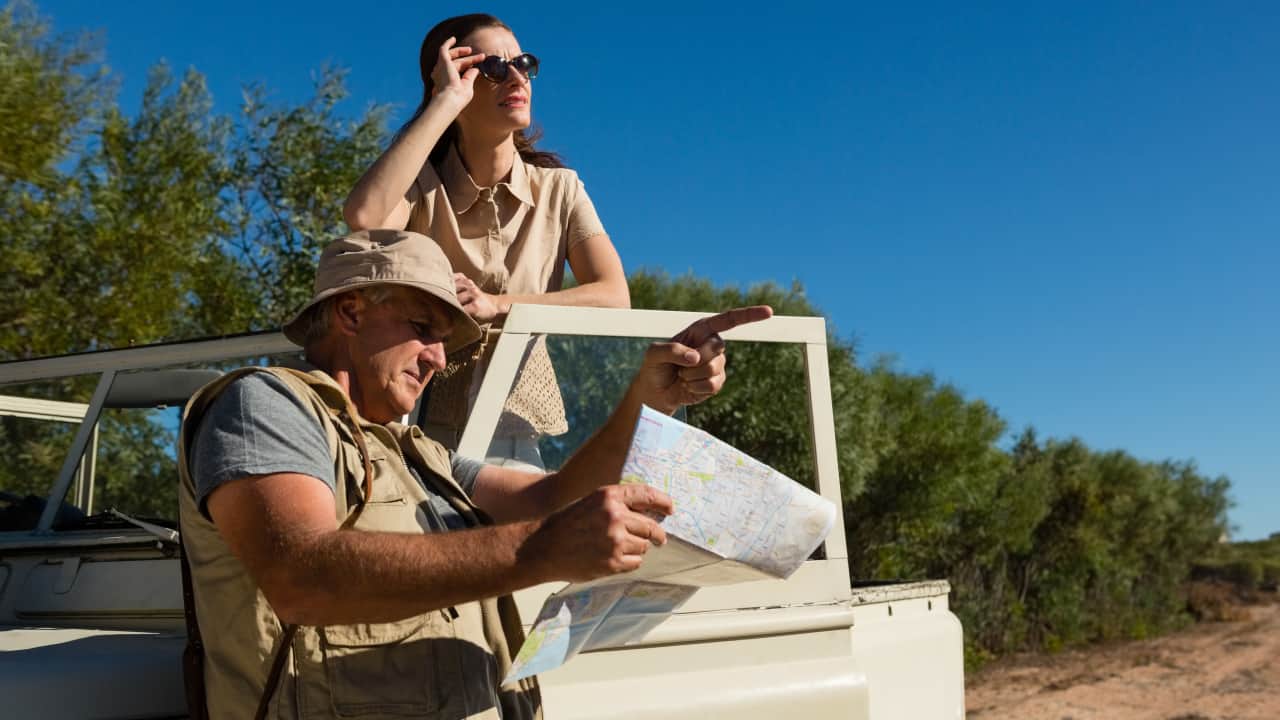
966, 597, 1280, 720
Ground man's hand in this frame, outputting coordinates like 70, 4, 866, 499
632, 305, 774, 414
454, 272, 505, 322
519, 484, 674, 582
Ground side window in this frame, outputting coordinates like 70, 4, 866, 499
81, 403, 184, 524
0, 376, 96, 532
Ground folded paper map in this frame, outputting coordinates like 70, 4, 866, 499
504, 405, 838, 682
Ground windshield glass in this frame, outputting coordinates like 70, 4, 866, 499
479, 333, 818, 493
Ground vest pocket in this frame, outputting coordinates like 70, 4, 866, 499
312, 614, 462, 718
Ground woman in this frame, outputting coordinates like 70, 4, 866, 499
344, 13, 629, 467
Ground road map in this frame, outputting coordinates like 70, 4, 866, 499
505, 405, 837, 683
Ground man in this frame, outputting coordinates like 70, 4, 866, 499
176, 229, 771, 720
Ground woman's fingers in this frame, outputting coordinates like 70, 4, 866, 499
435, 38, 484, 87
437, 37, 458, 69
454, 274, 477, 294
455, 51, 485, 67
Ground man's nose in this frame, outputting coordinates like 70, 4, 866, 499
420, 340, 447, 372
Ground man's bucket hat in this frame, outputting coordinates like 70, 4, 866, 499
283, 229, 483, 354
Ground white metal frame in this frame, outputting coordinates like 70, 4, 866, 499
0, 311, 855, 605
0, 332, 296, 386
460, 304, 853, 614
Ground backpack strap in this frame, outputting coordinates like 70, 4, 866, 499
179, 534, 211, 720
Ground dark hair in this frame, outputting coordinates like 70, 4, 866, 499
402, 13, 564, 170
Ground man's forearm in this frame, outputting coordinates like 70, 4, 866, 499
269, 520, 544, 626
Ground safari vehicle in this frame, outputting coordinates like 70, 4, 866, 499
0, 305, 964, 719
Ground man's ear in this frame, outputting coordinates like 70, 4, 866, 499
333, 292, 364, 336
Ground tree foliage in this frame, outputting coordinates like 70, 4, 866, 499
0, 1, 387, 530
0, 1, 389, 359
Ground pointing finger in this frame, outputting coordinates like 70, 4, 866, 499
677, 305, 773, 347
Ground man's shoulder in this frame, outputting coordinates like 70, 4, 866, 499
207, 367, 299, 402
186, 367, 338, 512
196, 368, 323, 429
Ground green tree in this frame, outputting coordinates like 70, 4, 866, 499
0, 2, 390, 359
0, 1, 388, 528
223, 71, 390, 327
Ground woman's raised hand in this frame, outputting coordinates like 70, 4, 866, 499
430, 36, 486, 109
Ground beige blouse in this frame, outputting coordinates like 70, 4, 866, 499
406, 145, 606, 299
407, 146, 607, 447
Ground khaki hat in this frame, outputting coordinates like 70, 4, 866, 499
283, 229, 483, 354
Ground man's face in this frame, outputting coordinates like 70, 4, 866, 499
347, 288, 455, 423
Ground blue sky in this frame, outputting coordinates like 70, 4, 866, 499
39, 1, 1278, 539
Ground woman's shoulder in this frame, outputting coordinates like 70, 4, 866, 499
414, 159, 446, 193
524, 162, 582, 184
523, 163, 587, 203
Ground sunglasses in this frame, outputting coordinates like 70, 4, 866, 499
477, 53, 540, 83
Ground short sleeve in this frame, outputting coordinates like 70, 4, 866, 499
565, 177, 606, 248
189, 372, 335, 518
449, 453, 485, 496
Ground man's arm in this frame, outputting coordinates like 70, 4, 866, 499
470, 306, 774, 522
206, 472, 672, 626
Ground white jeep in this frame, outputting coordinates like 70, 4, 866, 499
0, 305, 964, 719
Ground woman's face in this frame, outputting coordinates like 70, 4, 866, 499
458, 26, 533, 137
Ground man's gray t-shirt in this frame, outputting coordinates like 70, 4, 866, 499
190, 372, 483, 531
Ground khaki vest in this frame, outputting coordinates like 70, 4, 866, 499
177, 367, 542, 720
